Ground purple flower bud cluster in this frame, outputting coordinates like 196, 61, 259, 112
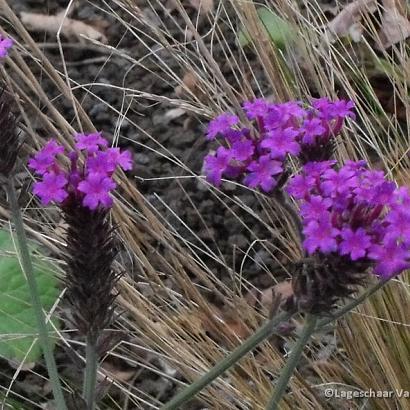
287, 160, 410, 278
0, 36, 13, 58
29, 133, 132, 210
204, 98, 354, 192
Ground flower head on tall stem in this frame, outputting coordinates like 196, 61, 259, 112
31, 133, 131, 408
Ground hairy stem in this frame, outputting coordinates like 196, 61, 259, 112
5, 179, 67, 410
317, 278, 389, 329
266, 314, 317, 409
83, 335, 98, 410
161, 310, 295, 410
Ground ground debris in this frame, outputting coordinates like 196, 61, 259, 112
20, 11, 108, 44
327, 0, 410, 49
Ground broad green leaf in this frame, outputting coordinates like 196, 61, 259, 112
238, 8, 296, 50
0, 229, 59, 362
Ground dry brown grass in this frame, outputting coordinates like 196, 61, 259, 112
0, 0, 409, 408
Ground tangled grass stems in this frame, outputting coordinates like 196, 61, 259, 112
161, 309, 296, 410
0, 0, 409, 408
162, 277, 392, 409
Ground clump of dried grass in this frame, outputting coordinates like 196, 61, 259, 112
0, 0, 408, 408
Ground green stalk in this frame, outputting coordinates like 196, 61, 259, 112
83, 335, 98, 410
5, 179, 67, 410
161, 310, 295, 410
265, 314, 317, 410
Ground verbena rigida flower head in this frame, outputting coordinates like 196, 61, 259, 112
285, 160, 410, 313
30, 133, 131, 341
29, 132, 132, 209
203, 98, 354, 192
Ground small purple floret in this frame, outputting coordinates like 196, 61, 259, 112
33, 172, 68, 205
78, 173, 116, 210
206, 113, 239, 140
244, 155, 282, 192
0, 36, 13, 58
75, 132, 108, 153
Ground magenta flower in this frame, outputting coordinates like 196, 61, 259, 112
300, 118, 326, 144
0, 36, 13, 58
88, 148, 132, 175
224, 129, 246, 143
286, 175, 310, 200
28, 139, 64, 175
261, 128, 300, 158
370, 181, 396, 206
330, 100, 356, 119
321, 167, 357, 196
87, 152, 114, 175
106, 148, 133, 171
244, 155, 282, 192
384, 209, 410, 245
312, 97, 355, 124
300, 195, 332, 220
231, 140, 254, 161
203, 147, 232, 186
278, 101, 306, 119
339, 228, 371, 260
369, 242, 410, 278
78, 173, 116, 210
206, 113, 239, 140
243, 99, 271, 119
33, 172, 68, 205
75, 132, 108, 153
303, 215, 339, 254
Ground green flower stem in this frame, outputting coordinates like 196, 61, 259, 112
161, 310, 295, 410
5, 179, 67, 410
265, 279, 389, 410
265, 314, 317, 410
317, 278, 389, 329
83, 335, 98, 410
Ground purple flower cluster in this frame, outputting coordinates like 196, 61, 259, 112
0, 36, 13, 58
204, 98, 354, 192
29, 133, 132, 210
287, 160, 410, 278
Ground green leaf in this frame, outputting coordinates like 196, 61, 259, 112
0, 393, 26, 409
238, 8, 296, 50
0, 230, 59, 363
